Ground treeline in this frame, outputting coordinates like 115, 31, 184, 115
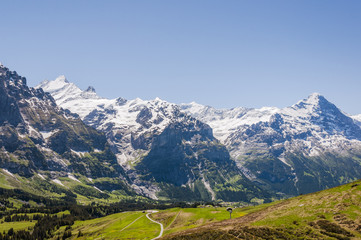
0, 214, 75, 240
4, 214, 31, 222
3, 214, 50, 222
0, 188, 76, 207
1, 199, 197, 220
0, 204, 70, 219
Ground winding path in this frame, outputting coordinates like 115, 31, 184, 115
146, 211, 164, 240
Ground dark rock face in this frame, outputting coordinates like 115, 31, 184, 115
136, 107, 153, 128
131, 132, 153, 150
136, 117, 271, 202
86, 86, 96, 93
0, 69, 26, 126
0, 65, 124, 178
115, 97, 127, 106
138, 119, 214, 185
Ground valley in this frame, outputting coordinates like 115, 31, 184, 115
2, 179, 361, 239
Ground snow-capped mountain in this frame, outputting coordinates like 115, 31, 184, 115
181, 93, 361, 195
37, 76, 187, 166
181, 93, 361, 159
37, 76, 268, 202
37, 74, 361, 199
0, 64, 128, 195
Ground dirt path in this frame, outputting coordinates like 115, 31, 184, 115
146, 211, 164, 240
166, 210, 181, 230
119, 215, 144, 233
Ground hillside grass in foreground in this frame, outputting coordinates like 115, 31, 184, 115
53, 211, 159, 239
152, 206, 252, 235
50, 206, 257, 239
164, 179, 361, 239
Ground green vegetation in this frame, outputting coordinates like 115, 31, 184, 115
0, 221, 35, 232
51, 206, 253, 239
164, 180, 361, 239
0, 182, 203, 239
60, 212, 159, 239
0, 170, 139, 205
152, 206, 247, 235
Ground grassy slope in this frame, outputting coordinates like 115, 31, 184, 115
164, 179, 361, 239
52, 211, 159, 240
49, 207, 253, 240
0, 170, 139, 205
152, 207, 249, 235
0, 221, 35, 232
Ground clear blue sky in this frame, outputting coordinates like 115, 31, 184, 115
1, 1, 361, 114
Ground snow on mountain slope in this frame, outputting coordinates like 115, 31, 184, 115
353, 114, 361, 121
180, 102, 278, 142
37, 77, 191, 198
37, 76, 106, 119
352, 114, 361, 127
181, 93, 361, 161
37, 77, 180, 167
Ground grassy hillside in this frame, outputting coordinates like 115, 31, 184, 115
51, 207, 252, 239
0, 169, 138, 205
53, 211, 159, 239
152, 207, 250, 235
164, 179, 361, 239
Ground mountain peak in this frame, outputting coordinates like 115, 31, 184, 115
85, 86, 96, 93
292, 92, 330, 110
55, 75, 69, 83
306, 92, 325, 104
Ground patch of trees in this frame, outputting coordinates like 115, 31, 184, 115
4, 214, 30, 222
0, 214, 75, 240
0, 188, 76, 207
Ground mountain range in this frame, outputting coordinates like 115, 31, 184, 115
1, 63, 361, 203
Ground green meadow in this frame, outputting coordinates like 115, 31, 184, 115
49, 206, 252, 239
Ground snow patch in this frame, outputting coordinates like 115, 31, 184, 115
93, 186, 104, 193
40, 130, 58, 139
2, 169, 16, 178
71, 149, 89, 157
52, 179, 65, 187
201, 177, 216, 201
68, 174, 81, 183
38, 173, 46, 180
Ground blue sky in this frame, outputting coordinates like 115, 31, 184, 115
1, 1, 361, 114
